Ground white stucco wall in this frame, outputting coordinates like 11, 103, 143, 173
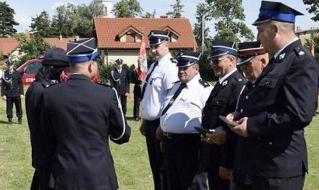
104, 50, 141, 67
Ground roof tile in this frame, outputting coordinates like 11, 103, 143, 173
94, 18, 197, 50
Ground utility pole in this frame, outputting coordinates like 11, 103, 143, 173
201, 14, 206, 55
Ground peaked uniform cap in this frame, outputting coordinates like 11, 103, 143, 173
5, 58, 14, 65
253, 1, 303, 25
237, 41, 266, 66
176, 51, 200, 67
211, 40, 238, 58
148, 30, 170, 46
66, 38, 99, 64
42, 48, 69, 67
115, 58, 123, 65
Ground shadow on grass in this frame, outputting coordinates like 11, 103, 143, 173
0, 120, 10, 124
125, 116, 141, 122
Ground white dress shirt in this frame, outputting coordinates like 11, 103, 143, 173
160, 74, 212, 134
141, 53, 179, 120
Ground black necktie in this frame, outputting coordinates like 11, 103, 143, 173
161, 83, 187, 116
141, 61, 158, 99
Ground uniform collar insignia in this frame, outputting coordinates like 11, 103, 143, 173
222, 80, 228, 86
279, 53, 286, 60
299, 51, 305, 56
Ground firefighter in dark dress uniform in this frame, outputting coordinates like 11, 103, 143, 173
226, 2, 319, 190
1, 59, 24, 124
26, 48, 69, 190
110, 58, 130, 116
192, 41, 246, 190
40, 38, 131, 190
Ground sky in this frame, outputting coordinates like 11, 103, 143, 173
1, 0, 318, 37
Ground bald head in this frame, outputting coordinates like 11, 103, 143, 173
69, 60, 98, 79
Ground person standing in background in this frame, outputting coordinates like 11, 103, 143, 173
110, 58, 130, 116
1, 59, 24, 124
130, 57, 144, 121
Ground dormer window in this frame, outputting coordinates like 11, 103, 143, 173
117, 26, 142, 43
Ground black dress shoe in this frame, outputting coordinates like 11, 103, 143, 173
18, 118, 22, 124
8, 119, 12, 124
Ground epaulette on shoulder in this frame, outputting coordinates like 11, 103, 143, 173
236, 75, 246, 83
41, 81, 58, 88
170, 58, 178, 64
294, 46, 305, 56
199, 79, 210, 88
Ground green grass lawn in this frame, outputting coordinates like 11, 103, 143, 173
0, 90, 318, 190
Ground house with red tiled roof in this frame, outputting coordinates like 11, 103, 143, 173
0, 37, 79, 65
0, 38, 20, 66
94, 17, 197, 65
0, 38, 19, 56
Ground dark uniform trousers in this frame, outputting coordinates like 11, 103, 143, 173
161, 133, 201, 190
133, 84, 141, 119
6, 96, 23, 119
142, 119, 164, 190
230, 176, 305, 190
232, 40, 317, 190
131, 70, 142, 119
110, 69, 130, 115
193, 71, 246, 190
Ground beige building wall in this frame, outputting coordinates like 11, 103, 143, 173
103, 50, 140, 67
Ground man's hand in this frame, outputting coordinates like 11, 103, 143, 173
202, 128, 226, 145
125, 93, 129, 96
232, 117, 249, 137
20, 95, 24, 99
2, 96, 6, 100
219, 166, 233, 180
155, 127, 164, 141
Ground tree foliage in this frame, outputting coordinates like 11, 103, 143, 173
30, 11, 52, 37
16, 33, 50, 67
204, 0, 254, 42
143, 10, 156, 18
303, 0, 319, 21
51, 4, 76, 37
193, 3, 212, 52
112, 0, 143, 18
0, 1, 19, 37
166, 0, 184, 18
50, 2, 105, 38
304, 33, 319, 62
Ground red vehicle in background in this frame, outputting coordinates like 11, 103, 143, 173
17, 58, 101, 85
16, 58, 44, 85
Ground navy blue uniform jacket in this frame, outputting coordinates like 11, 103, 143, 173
233, 40, 318, 180
41, 74, 131, 190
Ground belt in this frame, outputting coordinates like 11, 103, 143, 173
142, 119, 160, 125
162, 131, 199, 139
